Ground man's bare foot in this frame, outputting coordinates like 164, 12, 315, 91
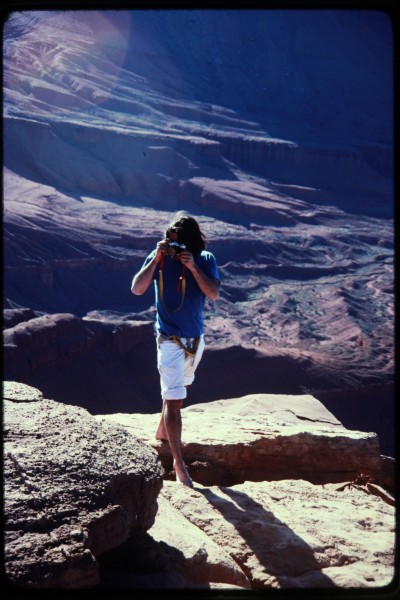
173, 460, 193, 488
155, 421, 168, 441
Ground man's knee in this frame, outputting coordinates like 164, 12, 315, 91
164, 399, 184, 412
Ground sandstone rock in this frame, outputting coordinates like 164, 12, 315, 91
99, 393, 384, 486
3, 380, 43, 402
3, 381, 164, 588
160, 479, 395, 589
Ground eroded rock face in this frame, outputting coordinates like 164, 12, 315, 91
3, 313, 154, 379
2, 314, 158, 414
99, 393, 384, 486
3, 381, 164, 589
2, 10, 394, 458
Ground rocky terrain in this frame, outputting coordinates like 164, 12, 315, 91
3, 309, 395, 457
3, 381, 396, 590
2, 10, 395, 587
3, 11, 394, 440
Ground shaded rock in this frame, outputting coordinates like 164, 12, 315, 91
160, 479, 395, 589
99, 393, 384, 487
98, 493, 251, 590
3, 381, 164, 588
2, 313, 154, 378
148, 493, 250, 589
98, 532, 190, 589
3, 313, 88, 377
376, 455, 396, 493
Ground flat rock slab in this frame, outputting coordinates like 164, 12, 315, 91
159, 479, 395, 589
4, 381, 164, 588
100, 394, 382, 485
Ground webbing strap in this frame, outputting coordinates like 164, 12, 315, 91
169, 335, 200, 356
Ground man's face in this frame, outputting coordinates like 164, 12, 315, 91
167, 228, 179, 242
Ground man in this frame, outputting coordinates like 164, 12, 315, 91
131, 212, 220, 487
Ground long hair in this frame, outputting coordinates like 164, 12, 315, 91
165, 211, 206, 255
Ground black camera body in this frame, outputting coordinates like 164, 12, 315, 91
167, 241, 186, 257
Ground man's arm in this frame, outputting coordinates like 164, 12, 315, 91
131, 257, 158, 295
131, 240, 167, 295
180, 252, 220, 301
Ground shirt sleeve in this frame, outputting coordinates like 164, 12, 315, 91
200, 252, 220, 283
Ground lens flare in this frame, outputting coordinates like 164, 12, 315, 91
3, 10, 132, 115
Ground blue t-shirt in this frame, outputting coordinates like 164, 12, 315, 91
142, 250, 220, 338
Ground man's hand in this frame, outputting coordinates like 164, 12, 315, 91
179, 250, 195, 270
155, 239, 169, 264
179, 252, 219, 301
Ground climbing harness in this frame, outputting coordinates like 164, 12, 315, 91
157, 332, 200, 357
169, 335, 200, 356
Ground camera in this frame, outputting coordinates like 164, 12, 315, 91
167, 241, 186, 257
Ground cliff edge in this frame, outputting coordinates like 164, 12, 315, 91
3, 382, 396, 590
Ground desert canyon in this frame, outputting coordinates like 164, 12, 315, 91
2, 8, 396, 592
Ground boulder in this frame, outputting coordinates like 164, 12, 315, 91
3, 381, 164, 588
99, 393, 384, 486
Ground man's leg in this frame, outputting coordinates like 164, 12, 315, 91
155, 337, 185, 444
155, 401, 167, 441
156, 398, 187, 446
155, 336, 204, 486
163, 399, 193, 487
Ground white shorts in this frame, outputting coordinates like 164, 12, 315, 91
157, 334, 205, 400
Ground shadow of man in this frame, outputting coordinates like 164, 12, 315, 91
198, 485, 336, 589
